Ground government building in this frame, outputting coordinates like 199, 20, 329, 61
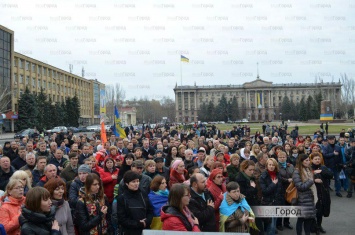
0, 25, 105, 132
174, 77, 342, 122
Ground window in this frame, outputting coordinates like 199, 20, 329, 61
26, 76, 29, 85
38, 79, 41, 88
26, 62, 30, 70
19, 74, 23, 83
32, 63, 35, 71
14, 58, 17, 67
32, 78, 36, 87
19, 59, 23, 69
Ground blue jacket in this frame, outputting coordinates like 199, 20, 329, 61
323, 144, 342, 169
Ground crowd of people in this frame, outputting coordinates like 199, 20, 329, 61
0, 123, 354, 235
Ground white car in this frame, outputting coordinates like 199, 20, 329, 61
86, 125, 101, 132
46, 126, 68, 135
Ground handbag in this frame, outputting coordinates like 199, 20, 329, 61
285, 182, 298, 204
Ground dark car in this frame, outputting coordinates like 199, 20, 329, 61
14, 129, 36, 139
77, 126, 88, 132
67, 127, 79, 133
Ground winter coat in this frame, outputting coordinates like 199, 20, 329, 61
312, 164, 333, 217
68, 177, 84, 209
259, 171, 284, 206
235, 173, 259, 206
161, 205, 200, 231
226, 164, 239, 182
116, 187, 153, 235
32, 168, 44, 186
207, 181, 226, 230
53, 200, 75, 235
75, 195, 109, 235
0, 166, 15, 191
49, 157, 68, 175
99, 168, 119, 203
187, 188, 216, 232
169, 169, 187, 189
278, 163, 295, 192
60, 165, 78, 186
118, 174, 152, 197
11, 156, 26, 170
19, 206, 61, 235
36, 175, 65, 187
323, 144, 342, 169
0, 196, 25, 235
292, 169, 316, 218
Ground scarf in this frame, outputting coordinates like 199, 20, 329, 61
182, 206, 195, 229
268, 170, 277, 180
279, 161, 287, 169
302, 168, 318, 204
241, 171, 252, 181
220, 192, 251, 216
51, 198, 65, 210
155, 189, 169, 197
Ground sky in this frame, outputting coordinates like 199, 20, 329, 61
1, 0, 354, 101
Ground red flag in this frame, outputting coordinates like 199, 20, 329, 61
100, 118, 107, 144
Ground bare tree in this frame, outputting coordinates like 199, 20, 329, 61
340, 73, 355, 118
0, 85, 12, 114
105, 83, 126, 123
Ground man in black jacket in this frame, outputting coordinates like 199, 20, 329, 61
188, 173, 216, 232
0, 156, 15, 191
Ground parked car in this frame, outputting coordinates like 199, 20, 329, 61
241, 119, 249, 123
77, 125, 88, 132
14, 129, 36, 139
45, 126, 68, 136
86, 125, 101, 132
67, 127, 79, 133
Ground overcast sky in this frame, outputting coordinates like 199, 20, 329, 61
1, 0, 354, 100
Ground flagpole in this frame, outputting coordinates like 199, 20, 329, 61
180, 58, 183, 123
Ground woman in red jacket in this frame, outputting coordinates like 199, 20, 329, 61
161, 183, 200, 231
169, 159, 187, 189
0, 179, 26, 235
99, 158, 119, 203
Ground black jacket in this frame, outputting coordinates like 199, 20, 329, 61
259, 171, 284, 206
141, 146, 156, 160
235, 173, 259, 206
292, 169, 316, 218
6, 148, 19, 162
188, 188, 216, 232
68, 177, 84, 209
116, 187, 153, 235
11, 156, 26, 170
323, 144, 342, 169
19, 206, 61, 235
312, 164, 333, 217
0, 166, 15, 191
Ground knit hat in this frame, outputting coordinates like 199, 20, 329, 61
171, 159, 183, 170
209, 169, 223, 181
78, 164, 91, 173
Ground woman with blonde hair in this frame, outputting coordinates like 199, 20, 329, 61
10, 170, 32, 195
200, 155, 215, 178
250, 144, 261, 159
0, 179, 26, 235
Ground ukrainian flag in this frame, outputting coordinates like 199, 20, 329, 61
113, 105, 127, 138
181, 55, 189, 62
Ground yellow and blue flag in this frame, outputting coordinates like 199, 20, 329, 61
181, 55, 189, 62
113, 105, 127, 138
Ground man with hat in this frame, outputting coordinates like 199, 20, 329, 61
68, 164, 91, 209
154, 156, 170, 181
195, 147, 206, 167
118, 160, 152, 196
323, 135, 343, 197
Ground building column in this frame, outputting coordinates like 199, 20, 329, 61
194, 91, 197, 121
175, 92, 179, 122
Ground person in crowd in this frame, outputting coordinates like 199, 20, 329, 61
219, 181, 257, 233
345, 138, 355, 198
49, 149, 68, 175
322, 135, 342, 197
169, 159, 187, 188
207, 169, 226, 231
100, 157, 119, 204
277, 151, 295, 231
293, 154, 317, 235
161, 183, 200, 231
165, 146, 178, 168
311, 153, 333, 234
117, 153, 135, 182
143, 159, 158, 179
6, 141, 19, 162
68, 164, 91, 210
254, 152, 268, 181
184, 149, 198, 171
10, 170, 32, 195
141, 139, 156, 160
44, 178, 75, 235
75, 173, 109, 235
19, 152, 37, 172
116, 171, 153, 235
11, 146, 27, 170
188, 173, 216, 232
36, 164, 63, 187
78, 144, 92, 165
60, 152, 79, 186
154, 156, 170, 181
235, 160, 261, 234
147, 175, 169, 230
200, 155, 215, 178
35, 141, 50, 161
260, 158, 283, 235
19, 187, 60, 235
227, 153, 240, 182
0, 179, 26, 235
0, 156, 15, 191
250, 144, 261, 159
32, 156, 47, 186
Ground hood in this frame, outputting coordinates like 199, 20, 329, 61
19, 206, 56, 226
0, 195, 26, 206
161, 205, 180, 222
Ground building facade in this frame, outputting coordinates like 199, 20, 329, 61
174, 78, 342, 122
0, 25, 105, 131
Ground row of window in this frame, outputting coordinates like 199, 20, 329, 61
14, 58, 90, 88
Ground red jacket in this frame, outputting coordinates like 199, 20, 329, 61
0, 196, 26, 235
169, 169, 187, 189
208, 182, 226, 231
99, 168, 119, 203
161, 206, 200, 232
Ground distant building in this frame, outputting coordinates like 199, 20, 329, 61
0, 25, 105, 131
119, 107, 137, 126
174, 77, 342, 122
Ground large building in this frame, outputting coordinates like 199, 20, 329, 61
174, 77, 342, 122
0, 25, 105, 131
